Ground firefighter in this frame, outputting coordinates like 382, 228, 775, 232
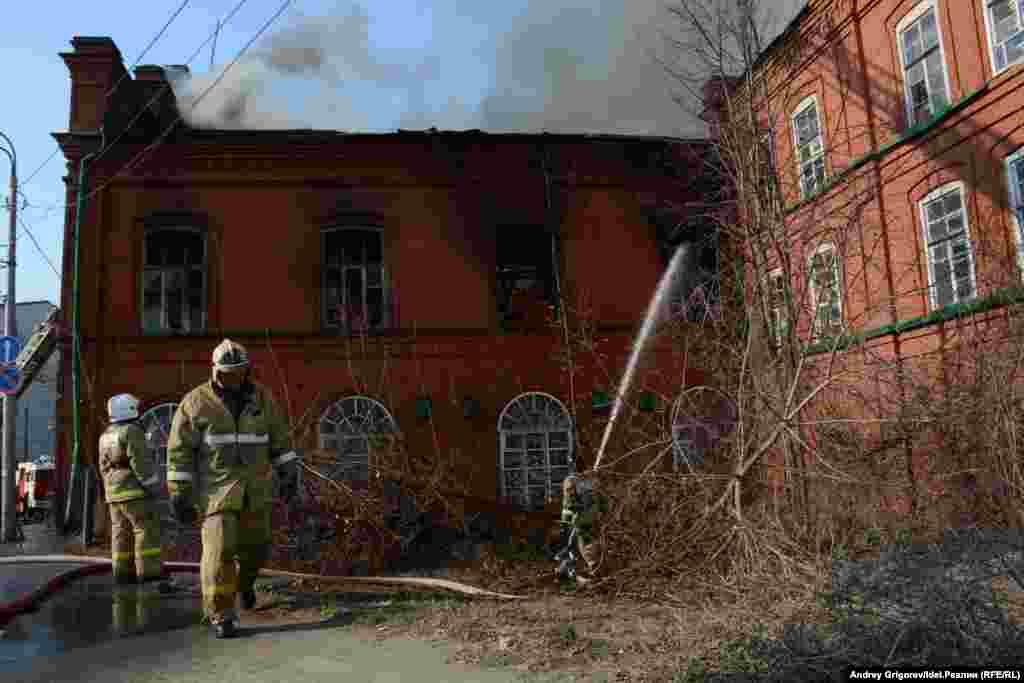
166, 339, 301, 639
559, 473, 608, 581
98, 393, 167, 586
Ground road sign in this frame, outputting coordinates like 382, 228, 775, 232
0, 363, 21, 396
0, 336, 20, 364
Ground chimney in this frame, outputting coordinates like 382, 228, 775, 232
59, 37, 129, 132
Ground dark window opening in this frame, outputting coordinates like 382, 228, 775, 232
323, 228, 389, 334
143, 228, 206, 333
496, 225, 555, 327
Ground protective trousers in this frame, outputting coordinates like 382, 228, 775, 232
200, 500, 271, 624
109, 499, 163, 581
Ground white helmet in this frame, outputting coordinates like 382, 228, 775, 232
212, 338, 250, 371
108, 394, 141, 423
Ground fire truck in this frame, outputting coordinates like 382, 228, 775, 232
16, 460, 56, 524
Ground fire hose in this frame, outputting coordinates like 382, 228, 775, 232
0, 461, 533, 627
0, 555, 525, 628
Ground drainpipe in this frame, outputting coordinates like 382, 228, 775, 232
63, 129, 104, 536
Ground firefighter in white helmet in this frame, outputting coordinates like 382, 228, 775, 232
99, 393, 172, 635
99, 393, 166, 583
166, 339, 300, 638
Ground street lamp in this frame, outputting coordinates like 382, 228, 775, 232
0, 131, 17, 544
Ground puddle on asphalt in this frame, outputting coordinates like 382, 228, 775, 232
0, 573, 202, 674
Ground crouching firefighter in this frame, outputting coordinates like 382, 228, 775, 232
99, 393, 168, 587
556, 473, 607, 583
166, 339, 301, 639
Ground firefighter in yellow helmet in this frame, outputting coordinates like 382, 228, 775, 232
166, 339, 300, 638
99, 393, 166, 584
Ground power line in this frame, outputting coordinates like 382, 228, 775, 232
19, 0, 194, 190
87, 0, 255, 171
77, 0, 293, 207
14, 0, 255, 221
16, 216, 61, 279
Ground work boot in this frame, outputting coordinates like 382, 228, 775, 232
241, 589, 257, 610
213, 620, 237, 639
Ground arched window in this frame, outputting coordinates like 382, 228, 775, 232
498, 392, 574, 510
322, 227, 389, 333
138, 402, 178, 496
318, 396, 398, 483
142, 223, 206, 333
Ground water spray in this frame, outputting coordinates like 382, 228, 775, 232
593, 243, 689, 471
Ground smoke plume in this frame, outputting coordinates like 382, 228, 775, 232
168, 0, 802, 135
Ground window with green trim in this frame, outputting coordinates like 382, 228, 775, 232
897, 1, 950, 127
919, 183, 977, 309
808, 244, 843, 338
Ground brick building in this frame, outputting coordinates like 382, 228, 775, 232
52, 37, 721, 527
712, 0, 1024, 510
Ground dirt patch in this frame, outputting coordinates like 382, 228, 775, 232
243, 562, 833, 682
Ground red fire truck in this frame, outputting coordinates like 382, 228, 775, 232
16, 460, 56, 524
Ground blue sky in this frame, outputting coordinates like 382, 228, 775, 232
1, 0, 802, 310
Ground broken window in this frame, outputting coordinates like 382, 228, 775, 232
142, 227, 206, 333
898, 2, 949, 127
765, 268, 789, 347
322, 228, 389, 333
791, 96, 827, 199
808, 244, 844, 338
496, 225, 555, 327
498, 392, 574, 510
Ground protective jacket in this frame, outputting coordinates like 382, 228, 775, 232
98, 422, 158, 504
166, 379, 298, 516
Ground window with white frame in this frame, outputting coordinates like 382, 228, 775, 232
984, 0, 1024, 73
318, 396, 398, 483
792, 97, 826, 198
765, 268, 789, 346
498, 392, 574, 511
322, 227, 389, 333
808, 244, 843, 338
919, 183, 976, 309
138, 402, 177, 498
1007, 148, 1024, 274
142, 227, 206, 333
897, 1, 950, 127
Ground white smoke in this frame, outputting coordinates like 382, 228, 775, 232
168, 0, 803, 135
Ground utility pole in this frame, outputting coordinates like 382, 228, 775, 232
0, 131, 17, 543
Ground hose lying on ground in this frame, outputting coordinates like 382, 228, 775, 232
0, 555, 526, 627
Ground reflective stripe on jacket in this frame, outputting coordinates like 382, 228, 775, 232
98, 422, 154, 504
166, 380, 296, 515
